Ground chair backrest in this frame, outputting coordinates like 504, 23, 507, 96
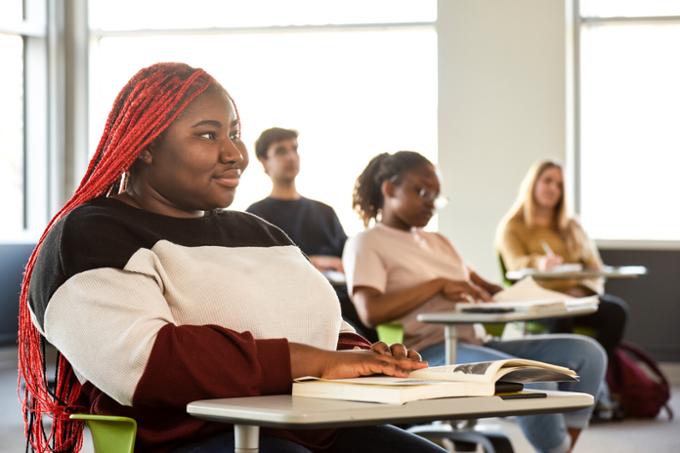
70, 414, 137, 453
376, 323, 404, 345
497, 253, 513, 287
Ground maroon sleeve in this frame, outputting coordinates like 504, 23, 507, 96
337, 332, 371, 350
132, 324, 291, 408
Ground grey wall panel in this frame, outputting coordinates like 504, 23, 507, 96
0, 244, 35, 345
601, 249, 680, 362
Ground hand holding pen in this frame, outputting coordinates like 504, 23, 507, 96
538, 241, 564, 271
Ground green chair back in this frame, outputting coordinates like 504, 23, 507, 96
70, 414, 137, 453
376, 322, 404, 345
497, 253, 513, 287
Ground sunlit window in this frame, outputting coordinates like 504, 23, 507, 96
579, 2, 680, 240
581, 0, 680, 18
88, 3, 437, 235
0, 1, 24, 23
89, 0, 436, 30
0, 34, 24, 236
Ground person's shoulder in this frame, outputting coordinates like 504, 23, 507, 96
302, 197, 334, 212
30, 198, 140, 307
566, 216, 584, 229
59, 198, 148, 268
59, 198, 138, 244
501, 216, 528, 236
345, 226, 385, 250
566, 216, 589, 236
504, 215, 525, 229
245, 197, 273, 214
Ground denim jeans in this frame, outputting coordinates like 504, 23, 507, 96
420, 334, 606, 453
172, 424, 447, 453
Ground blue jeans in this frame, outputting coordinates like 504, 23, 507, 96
172, 424, 447, 452
420, 334, 606, 453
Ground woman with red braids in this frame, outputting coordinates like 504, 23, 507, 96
19, 63, 443, 453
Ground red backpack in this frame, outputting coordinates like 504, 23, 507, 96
606, 341, 674, 419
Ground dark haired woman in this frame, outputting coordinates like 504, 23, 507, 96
18, 64, 444, 453
343, 151, 607, 453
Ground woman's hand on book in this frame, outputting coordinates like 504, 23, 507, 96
289, 343, 428, 380
320, 349, 428, 379
370, 341, 422, 361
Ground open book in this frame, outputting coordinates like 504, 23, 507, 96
456, 277, 599, 315
292, 358, 578, 404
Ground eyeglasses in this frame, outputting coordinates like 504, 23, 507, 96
415, 187, 450, 209
391, 176, 449, 209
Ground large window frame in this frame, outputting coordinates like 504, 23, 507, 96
575, 0, 680, 250
0, 0, 49, 241
86, 3, 438, 235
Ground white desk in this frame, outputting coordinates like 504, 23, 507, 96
187, 391, 593, 453
417, 305, 597, 365
506, 265, 647, 282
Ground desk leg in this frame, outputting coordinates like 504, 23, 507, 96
234, 424, 260, 453
444, 325, 458, 365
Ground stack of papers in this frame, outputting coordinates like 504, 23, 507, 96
456, 277, 599, 315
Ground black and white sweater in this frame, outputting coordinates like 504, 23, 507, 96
29, 197, 367, 452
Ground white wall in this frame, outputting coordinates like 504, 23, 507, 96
437, 0, 573, 279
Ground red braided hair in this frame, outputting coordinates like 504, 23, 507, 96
17, 62, 233, 452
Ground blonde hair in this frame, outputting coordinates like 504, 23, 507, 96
497, 160, 588, 258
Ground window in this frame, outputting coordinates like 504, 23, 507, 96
89, 0, 436, 30
579, 1, 680, 241
0, 34, 24, 236
0, 0, 48, 240
88, 1, 437, 235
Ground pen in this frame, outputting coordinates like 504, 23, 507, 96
541, 241, 554, 257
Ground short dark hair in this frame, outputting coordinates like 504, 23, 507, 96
255, 127, 298, 160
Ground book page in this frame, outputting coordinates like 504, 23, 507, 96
496, 366, 578, 383
409, 358, 576, 383
409, 360, 507, 382
547, 263, 584, 273
493, 277, 566, 302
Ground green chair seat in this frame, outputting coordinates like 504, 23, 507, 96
70, 414, 137, 453
376, 322, 404, 345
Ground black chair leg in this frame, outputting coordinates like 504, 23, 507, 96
409, 427, 514, 453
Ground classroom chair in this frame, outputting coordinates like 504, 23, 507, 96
70, 414, 137, 453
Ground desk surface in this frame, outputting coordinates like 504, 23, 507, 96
417, 304, 597, 325
187, 391, 593, 429
506, 265, 647, 282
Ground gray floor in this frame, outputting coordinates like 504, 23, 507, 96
1, 347, 679, 453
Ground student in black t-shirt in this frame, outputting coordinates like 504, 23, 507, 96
247, 127, 374, 339
247, 127, 347, 272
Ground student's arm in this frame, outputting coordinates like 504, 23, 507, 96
351, 280, 444, 327
351, 279, 489, 327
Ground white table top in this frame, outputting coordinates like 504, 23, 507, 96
506, 265, 647, 282
187, 391, 593, 429
416, 304, 598, 325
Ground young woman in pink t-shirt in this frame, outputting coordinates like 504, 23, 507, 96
343, 151, 606, 453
